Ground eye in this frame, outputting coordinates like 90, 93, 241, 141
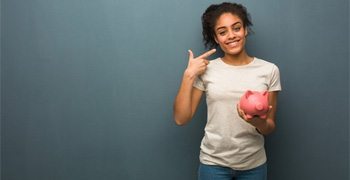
218, 31, 226, 36
233, 26, 241, 32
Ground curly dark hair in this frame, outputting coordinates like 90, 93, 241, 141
201, 2, 253, 49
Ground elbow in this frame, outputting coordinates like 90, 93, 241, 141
173, 105, 191, 126
173, 115, 188, 126
174, 119, 186, 126
173, 112, 191, 126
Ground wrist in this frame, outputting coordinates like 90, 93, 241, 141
255, 123, 268, 134
254, 118, 275, 135
250, 118, 269, 133
184, 69, 197, 80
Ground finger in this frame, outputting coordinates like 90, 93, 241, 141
236, 104, 245, 118
242, 111, 247, 119
238, 105, 249, 120
242, 113, 248, 121
188, 49, 194, 60
267, 105, 273, 113
198, 49, 216, 59
237, 103, 243, 113
203, 60, 210, 65
236, 104, 241, 115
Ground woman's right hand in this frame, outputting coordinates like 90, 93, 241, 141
185, 49, 216, 77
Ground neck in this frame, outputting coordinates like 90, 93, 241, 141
222, 50, 253, 66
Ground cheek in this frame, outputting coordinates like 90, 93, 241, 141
239, 30, 247, 38
216, 36, 226, 44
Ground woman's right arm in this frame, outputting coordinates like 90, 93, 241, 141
173, 71, 204, 126
173, 49, 216, 126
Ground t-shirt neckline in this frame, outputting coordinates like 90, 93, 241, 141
218, 57, 256, 68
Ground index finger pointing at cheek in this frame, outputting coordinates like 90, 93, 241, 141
198, 49, 216, 59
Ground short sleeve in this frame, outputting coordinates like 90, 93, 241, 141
193, 76, 205, 91
268, 64, 282, 91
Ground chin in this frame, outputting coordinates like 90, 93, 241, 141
222, 47, 243, 56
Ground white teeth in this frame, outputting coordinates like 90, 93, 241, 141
228, 41, 238, 47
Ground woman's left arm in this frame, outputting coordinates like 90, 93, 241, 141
237, 91, 279, 135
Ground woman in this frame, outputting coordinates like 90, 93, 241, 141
173, 2, 281, 180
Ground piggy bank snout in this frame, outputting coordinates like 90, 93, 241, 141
255, 103, 264, 111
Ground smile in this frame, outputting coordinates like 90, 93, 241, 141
226, 40, 240, 47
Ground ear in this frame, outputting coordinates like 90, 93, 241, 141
245, 27, 248, 36
262, 91, 268, 96
245, 90, 253, 98
262, 91, 269, 99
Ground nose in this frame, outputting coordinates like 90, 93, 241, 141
227, 29, 235, 39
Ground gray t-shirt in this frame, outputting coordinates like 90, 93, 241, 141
193, 57, 281, 170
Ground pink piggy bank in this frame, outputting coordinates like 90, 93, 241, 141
239, 90, 269, 119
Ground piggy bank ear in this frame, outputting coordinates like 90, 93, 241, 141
262, 91, 269, 99
245, 90, 253, 98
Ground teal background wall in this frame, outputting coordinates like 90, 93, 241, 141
1, 0, 349, 179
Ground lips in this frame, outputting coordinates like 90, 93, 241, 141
226, 40, 240, 48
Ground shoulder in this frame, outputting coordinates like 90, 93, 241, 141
254, 57, 276, 66
199, 58, 223, 79
205, 58, 224, 69
254, 57, 279, 70
208, 58, 222, 66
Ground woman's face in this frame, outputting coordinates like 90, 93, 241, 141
214, 13, 248, 56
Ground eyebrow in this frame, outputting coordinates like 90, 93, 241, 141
216, 22, 242, 31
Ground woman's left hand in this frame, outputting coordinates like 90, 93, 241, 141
237, 91, 278, 135
236, 103, 272, 126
